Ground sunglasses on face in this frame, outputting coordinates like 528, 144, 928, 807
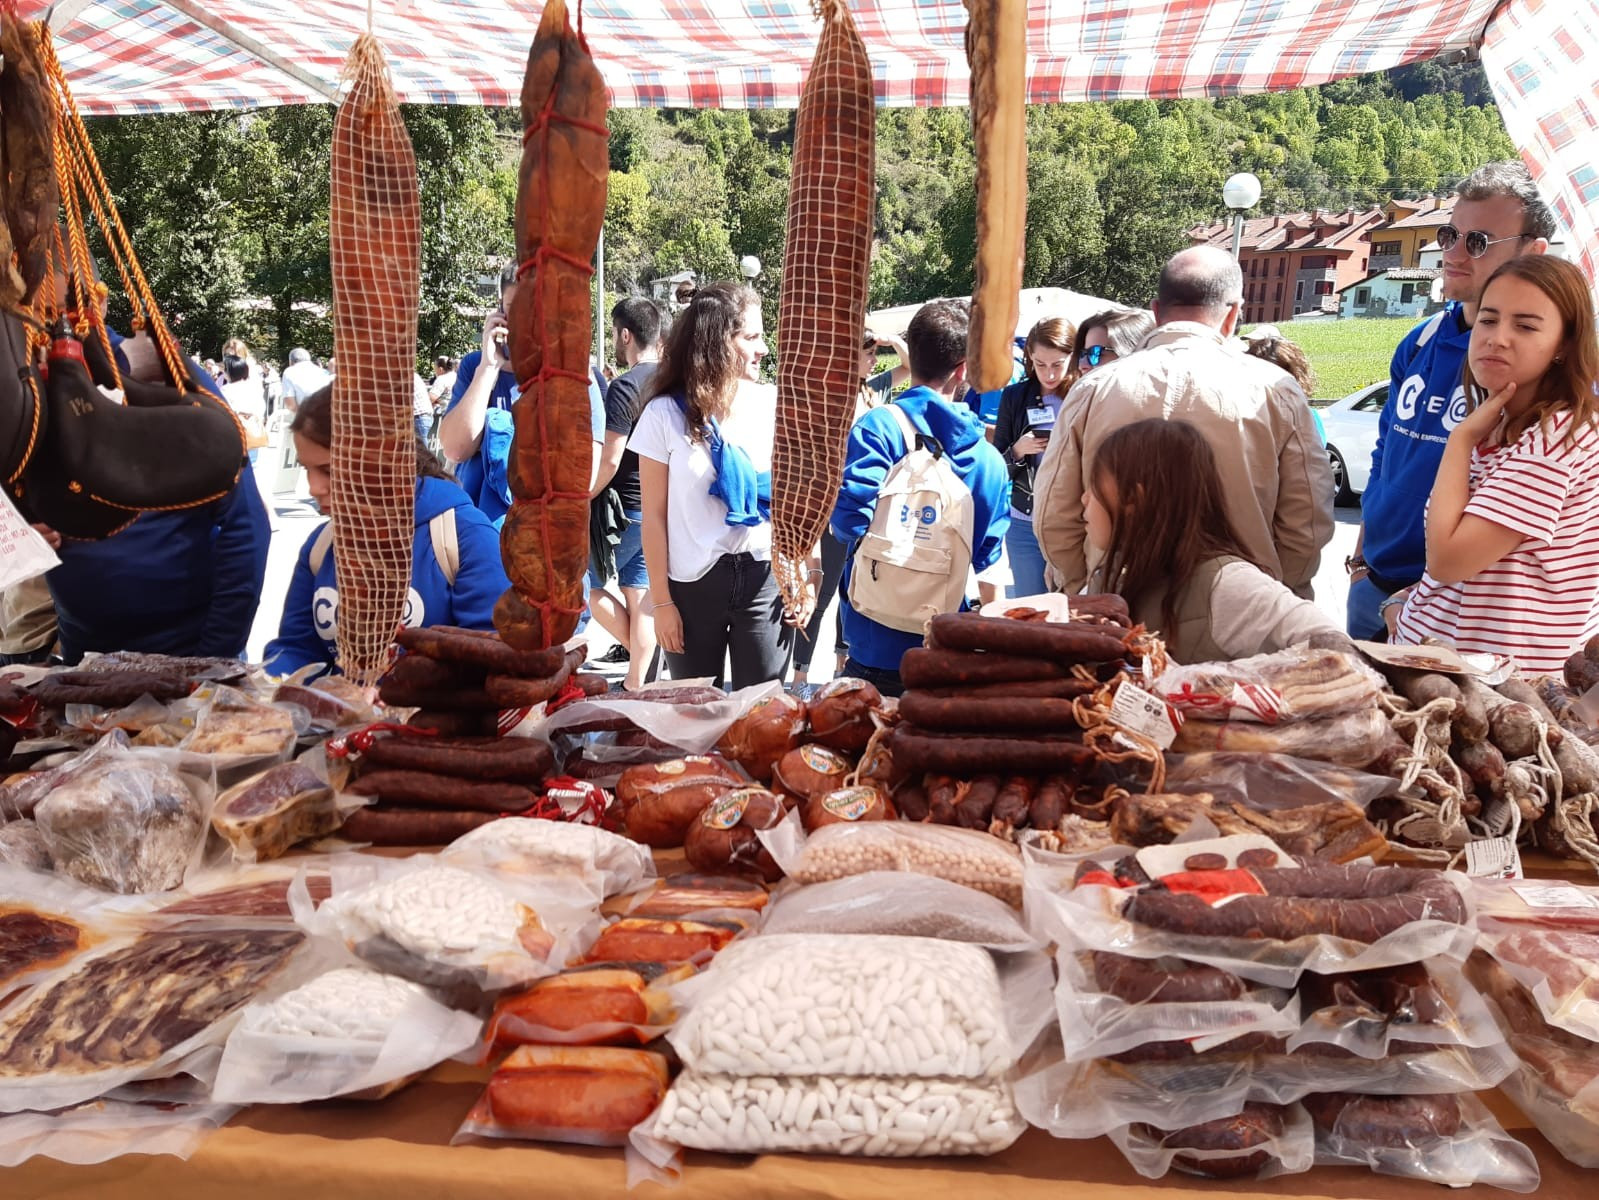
1436, 225, 1528, 259
1079, 344, 1114, 369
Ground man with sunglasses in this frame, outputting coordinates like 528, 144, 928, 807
1347, 161, 1556, 639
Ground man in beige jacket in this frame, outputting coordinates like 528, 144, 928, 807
1033, 246, 1334, 597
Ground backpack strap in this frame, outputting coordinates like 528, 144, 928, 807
429, 507, 460, 588
883, 402, 944, 460
307, 521, 334, 575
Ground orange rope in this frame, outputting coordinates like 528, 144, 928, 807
35, 20, 186, 391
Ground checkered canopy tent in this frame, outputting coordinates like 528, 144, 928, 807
11, 0, 1599, 278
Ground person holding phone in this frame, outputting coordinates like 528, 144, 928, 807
437, 263, 522, 523
992, 316, 1075, 597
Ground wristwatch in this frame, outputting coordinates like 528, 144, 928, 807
1344, 554, 1366, 575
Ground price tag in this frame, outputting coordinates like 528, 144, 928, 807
0, 492, 58, 590
1464, 835, 1523, 880
1510, 882, 1599, 909
1110, 680, 1183, 750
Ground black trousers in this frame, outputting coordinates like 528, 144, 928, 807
666, 552, 794, 690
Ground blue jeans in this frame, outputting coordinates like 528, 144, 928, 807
1347, 573, 1394, 641
842, 657, 906, 699
1005, 515, 1048, 599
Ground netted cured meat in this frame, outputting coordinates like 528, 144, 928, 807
329, 33, 420, 686
964, 0, 1027, 392
770, 0, 876, 612
496, 0, 607, 652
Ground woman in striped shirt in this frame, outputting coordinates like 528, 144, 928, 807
1392, 256, 1599, 673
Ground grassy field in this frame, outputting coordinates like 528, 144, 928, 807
1242, 317, 1417, 402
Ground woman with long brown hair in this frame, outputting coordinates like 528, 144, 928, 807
1392, 255, 1599, 672
630, 281, 807, 688
1085, 418, 1337, 662
993, 316, 1074, 597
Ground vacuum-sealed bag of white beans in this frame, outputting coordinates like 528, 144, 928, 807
667, 933, 1053, 1080
212, 965, 484, 1104
291, 855, 598, 1005
637, 1071, 1027, 1160
758, 811, 1024, 904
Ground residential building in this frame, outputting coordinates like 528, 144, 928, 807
1368, 196, 1455, 270
1338, 268, 1443, 320
1188, 207, 1386, 325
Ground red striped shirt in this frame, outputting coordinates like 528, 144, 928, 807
1397, 411, 1599, 674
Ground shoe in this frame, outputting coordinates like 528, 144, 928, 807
598, 644, 631, 664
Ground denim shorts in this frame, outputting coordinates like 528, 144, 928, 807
615, 510, 648, 590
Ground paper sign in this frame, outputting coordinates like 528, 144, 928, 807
0, 492, 58, 590
1354, 639, 1510, 681
1465, 835, 1523, 880
1510, 883, 1599, 910
1109, 680, 1183, 749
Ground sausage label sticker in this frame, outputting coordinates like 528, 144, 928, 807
801, 746, 847, 773
702, 789, 756, 829
822, 787, 877, 821
1109, 680, 1183, 750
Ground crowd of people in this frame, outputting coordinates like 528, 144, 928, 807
5, 158, 1596, 695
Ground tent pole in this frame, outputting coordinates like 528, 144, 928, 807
160, 0, 338, 102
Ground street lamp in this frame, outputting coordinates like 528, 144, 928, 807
1223, 172, 1262, 261
739, 255, 762, 282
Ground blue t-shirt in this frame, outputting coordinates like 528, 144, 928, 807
1362, 304, 1472, 586
445, 352, 605, 525
263, 476, 510, 679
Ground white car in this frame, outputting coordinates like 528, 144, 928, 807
1319, 380, 1387, 505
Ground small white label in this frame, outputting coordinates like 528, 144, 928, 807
0, 492, 59, 590
1510, 882, 1599, 909
1465, 835, 1523, 880
1109, 680, 1183, 750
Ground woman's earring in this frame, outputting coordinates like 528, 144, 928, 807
1555, 355, 1566, 364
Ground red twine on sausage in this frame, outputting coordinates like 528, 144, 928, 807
326, 721, 437, 759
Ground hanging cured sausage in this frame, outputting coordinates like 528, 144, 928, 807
328, 33, 421, 686
496, 0, 607, 652
769, 0, 875, 612
964, 0, 1027, 392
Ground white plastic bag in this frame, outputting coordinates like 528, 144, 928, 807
1050, 947, 1299, 1064
1106, 1102, 1315, 1181
0, 923, 313, 1114
293, 856, 594, 1003
760, 810, 1024, 904
1309, 1091, 1539, 1192
1035, 841, 1476, 987
637, 1071, 1025, 1159
212, 965, 482, 1103
760, 872, 1037, 948
31, 737, 214, 895
0, 1098, 238, 1166
441, 815, 654, 899
1153, 646, 1385, 724
667, 933, 1048, 1080
1013, 1037, 1515, 1139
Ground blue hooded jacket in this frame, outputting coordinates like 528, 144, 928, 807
49, 468, 270, 664
264, 476, 511, 678
445, 353, 607, 526
1361, 304, 1472, 587
831, 386, 1010, 672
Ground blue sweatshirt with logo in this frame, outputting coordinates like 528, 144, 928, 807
264, 476, 510, 678
1362, 304, 1473, 587
831, 386, 1010, 672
